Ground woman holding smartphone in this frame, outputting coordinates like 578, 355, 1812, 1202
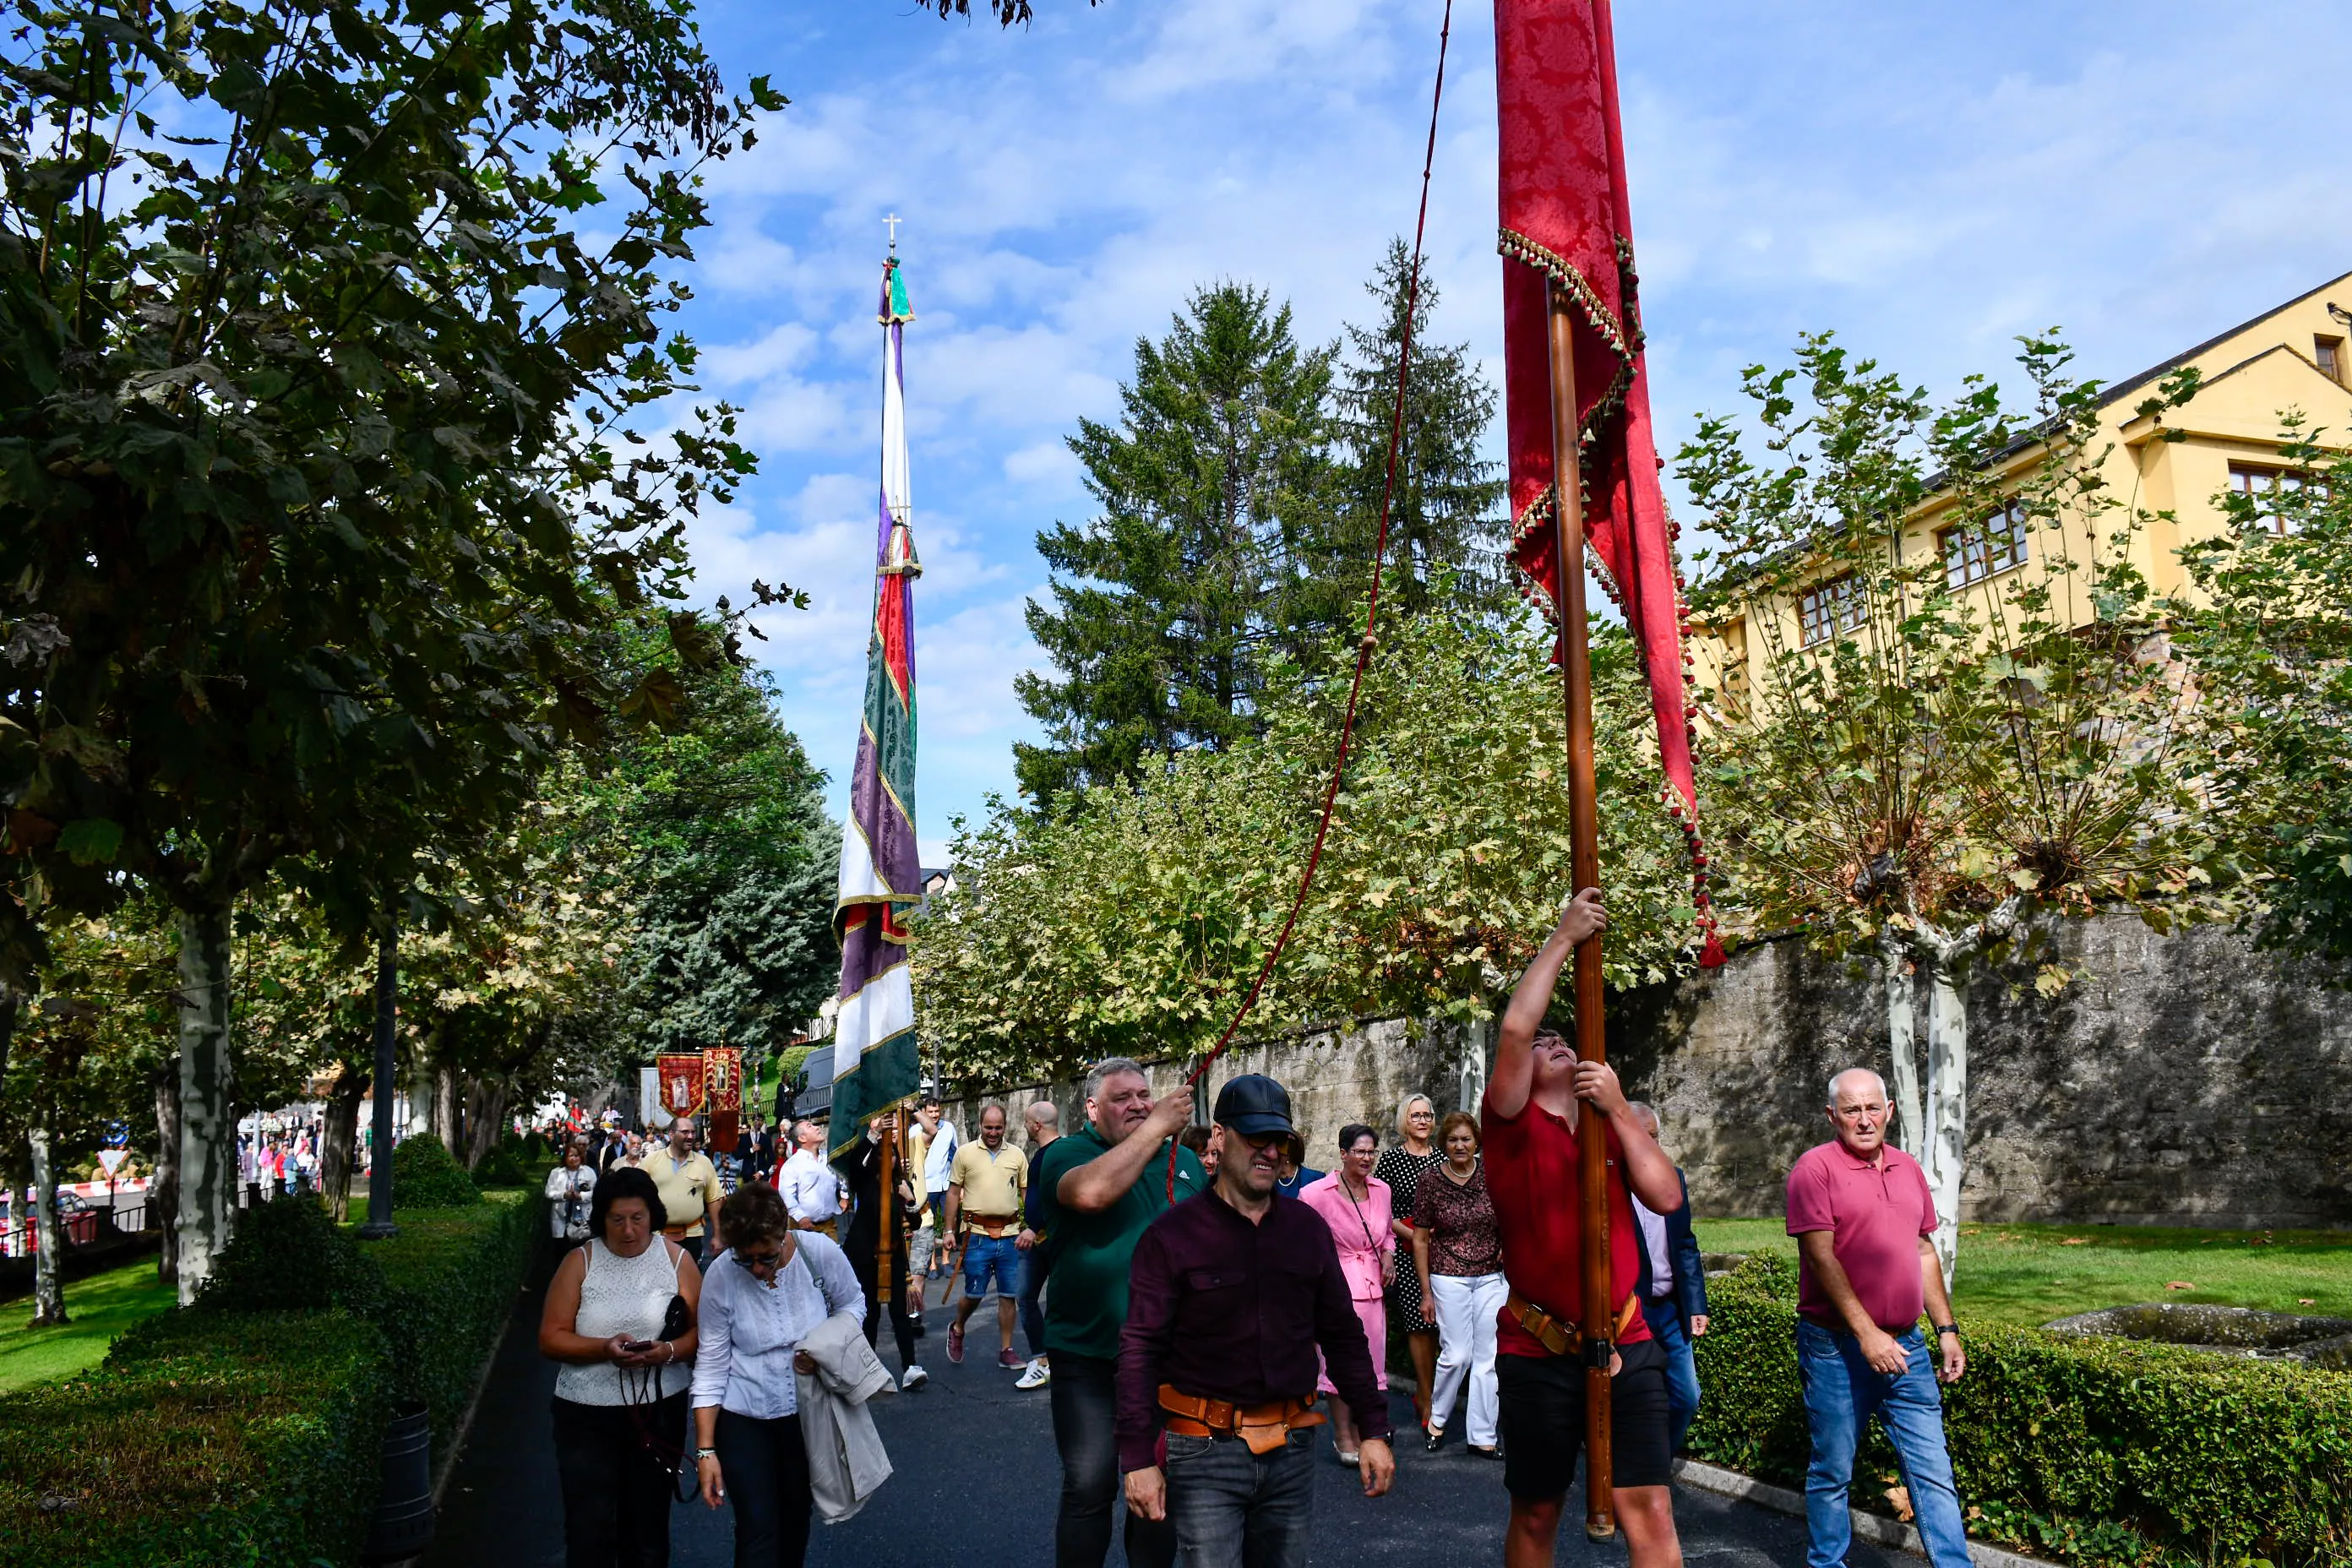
537, 1165, 702, 1568
692, 1180, 863, 1568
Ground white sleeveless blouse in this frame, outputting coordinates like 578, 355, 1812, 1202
554, 1239, 692, 1405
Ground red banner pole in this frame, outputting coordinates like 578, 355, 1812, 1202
1546, 278, 1616, 1544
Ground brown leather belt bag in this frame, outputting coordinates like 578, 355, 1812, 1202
1159, 1385, 1326, 1455
963, 1212, 1021, 1239
1505, 1289, 1640, 1358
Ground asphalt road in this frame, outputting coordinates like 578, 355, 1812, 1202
428, 1254, 1908, 1568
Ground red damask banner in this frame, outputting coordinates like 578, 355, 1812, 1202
656, 1054, 705, 1121
704, 1048, 743, 1154
1496, 0, 1723, 964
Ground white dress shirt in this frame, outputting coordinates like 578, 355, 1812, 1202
780, 1148, 844, 1223
1633, 1193, 1674, 1298
690, 1232, 865, 1420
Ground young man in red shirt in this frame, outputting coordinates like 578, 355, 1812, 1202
1485, 888, 1690, 1568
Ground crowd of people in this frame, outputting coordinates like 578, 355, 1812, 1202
532, 889, 1974, 1568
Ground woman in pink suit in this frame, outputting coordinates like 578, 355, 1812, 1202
1300, 1123, 1394, 1467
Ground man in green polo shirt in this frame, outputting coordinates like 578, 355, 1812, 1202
1026, 1056, 1201, 1568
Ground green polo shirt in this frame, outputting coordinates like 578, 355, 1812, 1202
1026, 1123, 1206, 1361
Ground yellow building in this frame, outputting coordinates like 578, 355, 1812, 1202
1698, 270, 2352, 694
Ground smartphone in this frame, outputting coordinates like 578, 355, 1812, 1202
623, 1339, 656, 1353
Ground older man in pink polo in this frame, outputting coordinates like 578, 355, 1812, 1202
1786, 1068, 1970, 1568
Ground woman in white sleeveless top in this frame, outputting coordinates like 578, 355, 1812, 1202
538, 1165, 703, 1568
690, 1180, 863, 1568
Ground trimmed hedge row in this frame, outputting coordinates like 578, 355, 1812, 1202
1690, 1255, 2352, 1568
0, 1190, 535, 1568
0, 1311, 389, 1568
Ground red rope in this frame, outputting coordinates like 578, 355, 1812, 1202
1173, 0, 1456, 1162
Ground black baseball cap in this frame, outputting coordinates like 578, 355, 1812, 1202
1212, 1074, 1296, 1138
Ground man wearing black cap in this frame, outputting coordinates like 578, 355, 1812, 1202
1117, 1074, 1396, 1565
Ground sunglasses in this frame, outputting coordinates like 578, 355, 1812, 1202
732, 1247, 786, 1273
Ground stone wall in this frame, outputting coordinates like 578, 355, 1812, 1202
947, 913, 2352, 1228
1611, 913, 2352, 1228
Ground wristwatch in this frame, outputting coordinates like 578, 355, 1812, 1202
1934, 1323, 1960, 1337
695, 1446, 719, 1462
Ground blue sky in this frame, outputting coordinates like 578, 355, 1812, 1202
666, 0, 2352, 859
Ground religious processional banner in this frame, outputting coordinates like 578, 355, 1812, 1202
830, 253, 926, 1160
705, 1048, 743, 1153
1495, 0, 1723, 963
656, 1054, 705, 1122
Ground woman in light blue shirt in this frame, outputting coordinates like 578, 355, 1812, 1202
691, 1181, 863, 1568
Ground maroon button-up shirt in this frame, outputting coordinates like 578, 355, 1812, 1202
1116, 1185, 1393, 1473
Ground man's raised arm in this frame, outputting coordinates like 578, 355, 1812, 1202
1489, 888, 1607, 1119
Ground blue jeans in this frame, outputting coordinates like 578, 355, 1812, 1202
1645, 1299, 1702, 1454
1164, 1428, 1316, 1568
962, 1233, 1024, 1299
1796, 1321, 1970, 1568
1019, 1253, 1047, 1358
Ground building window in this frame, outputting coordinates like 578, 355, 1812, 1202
2317, 335, 2344, 384
1798, 573, 1865, 646
1938, 503, 2030, 589
2229, 462, 2330, 533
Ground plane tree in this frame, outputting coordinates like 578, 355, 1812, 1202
1682, 333, 2237, 1277
0, 0, 787, 1296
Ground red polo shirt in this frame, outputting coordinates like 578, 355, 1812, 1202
1482, 1092, 1651, 1357
1786, 1140, 1936, 1331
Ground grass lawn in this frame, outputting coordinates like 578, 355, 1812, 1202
1692, 1216, 2352, 1327
0, 1260, 177, 1394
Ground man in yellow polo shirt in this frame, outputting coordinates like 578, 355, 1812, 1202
646, 1116, 725, 1262
944, 1103, 1030, 1369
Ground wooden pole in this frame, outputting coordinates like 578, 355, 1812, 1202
877, 1113, 898, 1306
1546, 279, 1615, 1543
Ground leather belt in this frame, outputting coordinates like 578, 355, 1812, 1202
963, 1212, 1021, 1238
1158, 1386, 1326, 1456
1506, 1289, 1641, 1359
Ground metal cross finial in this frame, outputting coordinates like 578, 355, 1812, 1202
884, 212, 901, 252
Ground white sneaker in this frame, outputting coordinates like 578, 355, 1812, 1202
899, 1364, 929, 1391
1014, 1355, 1051, 1391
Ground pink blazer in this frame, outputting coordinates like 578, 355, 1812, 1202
1299, 1173, 1393, 1301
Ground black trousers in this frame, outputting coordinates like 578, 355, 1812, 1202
847, 1227, 920, 1370
551, 1392, 684, 1568
1050, 1351, 1176, 1568
714, 1408, 814, 1568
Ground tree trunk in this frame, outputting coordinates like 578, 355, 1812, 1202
1920, 955, 1967, 1287
0, 985, 16, 1095
433, 1060, 457, 1150
27, 1120, 68, 1327
176, 903, 237, 1305
319, 1063, 368, 1222
408, 1049, 434, 1138
1879, 929, 1923, 1157
152, 1063, 180, 1286
463, 1079, 508, 1170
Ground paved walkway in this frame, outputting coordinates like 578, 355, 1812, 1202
429, 1257, 1907, 1567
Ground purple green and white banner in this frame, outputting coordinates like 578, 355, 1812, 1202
829, 253, 924, 1159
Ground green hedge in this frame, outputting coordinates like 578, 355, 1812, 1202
1690, 1255, 2352, 1567
371, 1192, 536, 1450
392, 1131, 487, 1208
0, 1190, 534, 1568
0, 1311, 389, 1568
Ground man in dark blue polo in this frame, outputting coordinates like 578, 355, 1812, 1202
1117, 1074, 1394, 1567
1630, 1102, 1709, 1453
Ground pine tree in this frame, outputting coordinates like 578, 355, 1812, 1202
1332, 239, 1511, 617
1015, 285, 1342, 803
